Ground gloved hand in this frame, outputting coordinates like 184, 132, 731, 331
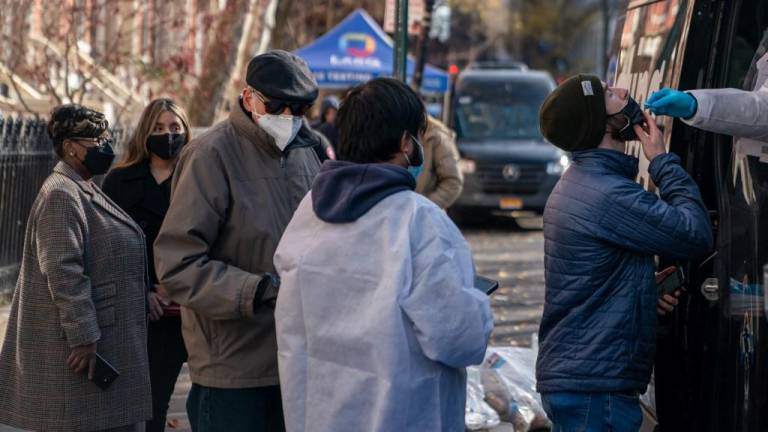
253, 273, 280, 311
645, 88, 698, 118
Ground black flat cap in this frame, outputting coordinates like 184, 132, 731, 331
246, 50, 319, 104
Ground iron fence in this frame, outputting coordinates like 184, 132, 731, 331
0, 114, 127, 296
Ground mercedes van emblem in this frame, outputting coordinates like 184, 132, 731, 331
502, 164, 521, 181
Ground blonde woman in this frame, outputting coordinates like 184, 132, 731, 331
102, 98, 191, 432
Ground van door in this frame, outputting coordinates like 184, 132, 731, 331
612, 1, 768, 431
690, 2, 768, 431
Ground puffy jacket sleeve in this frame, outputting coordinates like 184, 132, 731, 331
684, 87, 768, 141
594, 153, 713, 259
36, 188, 100, 348
425, 126, 463, 209
154, 143, 262, 320
399, 205, 493, 368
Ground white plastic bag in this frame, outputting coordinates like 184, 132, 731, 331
481, 347, 551, 431
465, 366, 501, 430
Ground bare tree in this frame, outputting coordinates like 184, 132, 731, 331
215, 0, 281, 120
512, 0, 603, 76
0, 0, 167, 121
185, 0, 252, 126
1, 0, 265, 127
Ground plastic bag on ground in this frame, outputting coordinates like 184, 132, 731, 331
480, 347, 551, 431
466, 366, 502, 430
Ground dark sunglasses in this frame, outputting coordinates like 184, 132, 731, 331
252, 89, 312, 116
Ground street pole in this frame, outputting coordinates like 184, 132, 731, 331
601, 0, 610, 77
413, 0, 435, 92
393, 0, 409, 81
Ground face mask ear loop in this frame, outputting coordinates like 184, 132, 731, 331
401, 132, 413, 166
618, 114, 632, 135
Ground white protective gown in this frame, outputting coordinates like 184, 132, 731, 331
685, 52, 768, 141
274, 190, 493, 432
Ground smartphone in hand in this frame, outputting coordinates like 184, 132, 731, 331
475, 275, 500, 295
90, 353, 120, 391
656, 266, 685, 297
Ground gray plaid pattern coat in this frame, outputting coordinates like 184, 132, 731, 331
0, 162, 152, 431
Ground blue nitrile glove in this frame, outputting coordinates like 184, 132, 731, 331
645, 88, 698, 119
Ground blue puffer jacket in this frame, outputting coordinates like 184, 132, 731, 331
536, 149, 713, 394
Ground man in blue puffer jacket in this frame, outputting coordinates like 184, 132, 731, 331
535, 74, 713, 432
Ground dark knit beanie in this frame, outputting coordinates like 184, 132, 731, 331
539, 74, 606, 151
246, 50, 318, 104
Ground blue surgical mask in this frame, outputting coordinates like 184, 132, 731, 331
404, 133, 424, 180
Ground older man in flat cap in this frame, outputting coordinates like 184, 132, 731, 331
154, 50, 323, 432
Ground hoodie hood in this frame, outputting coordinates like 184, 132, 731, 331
312, 160, 415, 223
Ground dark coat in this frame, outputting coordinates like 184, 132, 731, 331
103, 159, 171, 285
153, 102, 321, 388
536, 149, 713, 394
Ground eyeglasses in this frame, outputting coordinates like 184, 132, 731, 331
71, 136, 114, 150
251, 88, 312, 116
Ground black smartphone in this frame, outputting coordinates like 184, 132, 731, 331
90, 353, 120, 391
656, 266, 685, 297
475, 275, 500, 295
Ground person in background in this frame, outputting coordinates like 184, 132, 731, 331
274, 77, 493, 432
311, 95, 339, 148
153, 50, 322, 432
415, 116, 463, 209
0, 104, 151, 432
309, 95, 338, 162
535, 75, 713, 431
102, 98, 191, 432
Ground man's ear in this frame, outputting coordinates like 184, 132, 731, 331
242, 88, 254, 112
399, 132, 411, 155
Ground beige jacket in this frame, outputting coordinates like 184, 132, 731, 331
0, 162, 151, 432
154, 102, 321, 389
415, 117, 463, 209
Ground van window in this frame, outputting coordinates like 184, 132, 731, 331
454, 79, 551, 141
726, 2, 768, 88
720, 0, 768, 319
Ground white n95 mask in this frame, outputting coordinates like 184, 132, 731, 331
255, 113, 302, 151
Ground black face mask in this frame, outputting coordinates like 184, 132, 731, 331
608, 97, 645, 142
146, 133, 186, 160
81, 142, 115, 176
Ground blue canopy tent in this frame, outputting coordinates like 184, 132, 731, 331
295, 9, 449, 93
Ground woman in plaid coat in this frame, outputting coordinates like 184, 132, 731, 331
0, 105, 152, 432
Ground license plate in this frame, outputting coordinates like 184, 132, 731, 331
499, 198, 523, 210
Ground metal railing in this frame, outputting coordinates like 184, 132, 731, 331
0, 114, 127, 296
